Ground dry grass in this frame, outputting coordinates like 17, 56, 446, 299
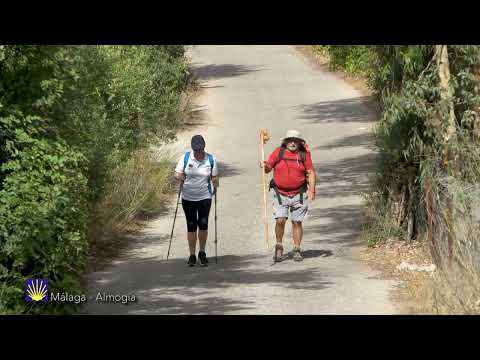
361, 204, 480, 315
414, 264, 480, 314
412, 211, 480, 314
87, 149, 176, 270
97, 149, 176, 233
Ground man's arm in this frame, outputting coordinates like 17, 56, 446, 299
261, 161, 273, 173
306, 169, 316, 201
261, 148, 278, 174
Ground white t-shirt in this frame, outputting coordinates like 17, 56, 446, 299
175, 151, 218, 201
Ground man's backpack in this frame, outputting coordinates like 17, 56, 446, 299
183, 151, 215, 195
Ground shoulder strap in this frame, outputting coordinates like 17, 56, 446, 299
207, 153, 214, 177
300, 150, 305, 163
183, 151, 191, 172
278, 146, 306, 165
278, 146, 285, 162
207, 153, 214, 195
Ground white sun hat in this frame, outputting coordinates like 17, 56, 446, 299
282, 129, 305, 142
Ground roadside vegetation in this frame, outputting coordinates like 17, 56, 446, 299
312, 45, 480, 314
0, 45, 191, 314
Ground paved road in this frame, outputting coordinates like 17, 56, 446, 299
82, 46, 398, 314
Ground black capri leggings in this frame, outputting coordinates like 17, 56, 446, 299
181, 198, 212, 232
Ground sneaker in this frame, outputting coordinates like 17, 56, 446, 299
198, 251, 208, 267
273, 243, 285, 262
293, 246, 303, 262
187, 255, 197, 267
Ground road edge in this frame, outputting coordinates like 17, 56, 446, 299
291, 45, 410, 314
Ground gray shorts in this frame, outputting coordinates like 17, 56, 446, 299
272, 191, 309, 222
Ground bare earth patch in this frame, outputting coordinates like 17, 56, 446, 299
359, 239, 435, 314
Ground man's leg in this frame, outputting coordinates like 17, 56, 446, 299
273, 192, 288, 244
272, 192, 288, 261
290, 192, 309, 261
274, 218, 287, 261
275, 217, 287, 243
292, 221, 303, 247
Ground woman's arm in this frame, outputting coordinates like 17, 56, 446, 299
174, 171, 185, 181
212, 175, 219, 188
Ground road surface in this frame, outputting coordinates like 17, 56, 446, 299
82, 45, 399, 314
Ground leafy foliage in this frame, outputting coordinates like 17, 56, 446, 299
0, 45, 189, 314
318, 45, 480, 311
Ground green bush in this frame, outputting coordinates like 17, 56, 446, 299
0, 45, 189, 314
312, 45, 377, 82
0, 133, 88, 314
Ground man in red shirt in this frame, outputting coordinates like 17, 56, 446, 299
261, 130, 316, 262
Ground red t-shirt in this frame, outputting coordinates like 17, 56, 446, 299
266, 146, 314, 196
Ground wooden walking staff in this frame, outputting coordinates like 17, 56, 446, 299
260, 129, 271, 248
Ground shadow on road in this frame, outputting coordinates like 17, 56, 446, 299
295, 96, 378, 124
84, 254, 333, 314
306, 205, 363, 247
217, 161, 244, 178
282, 249, 334, 261
303, 150, 379, 248
313, 152, 377, 199
314, 132, 376, 151
192, 64, 264, 81
302, 249, 334, 259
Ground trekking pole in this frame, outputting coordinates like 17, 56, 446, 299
260, 129, 271, 248
167, 181, 182, 261
214, 189, 218, 264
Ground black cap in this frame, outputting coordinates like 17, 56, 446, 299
191, 135, 206, 151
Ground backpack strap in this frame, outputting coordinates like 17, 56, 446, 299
207, 153, 214, 174
207, 153, 215, 195
278, 146, 286, 162
277, 146, 305, 166
269, 179, 283, 205
183, 151, 191, 172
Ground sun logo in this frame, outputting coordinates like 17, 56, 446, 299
25, 279, 49, 303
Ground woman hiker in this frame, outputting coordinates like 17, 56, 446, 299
175, 135, 219, 267
261, 130, 316, 262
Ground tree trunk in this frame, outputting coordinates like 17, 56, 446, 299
436, 45, 456, 266
436, 45, 456, 148
406, 182, 416, 241
395, 185, 405, 227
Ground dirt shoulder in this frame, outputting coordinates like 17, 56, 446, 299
359, 238, 434, 314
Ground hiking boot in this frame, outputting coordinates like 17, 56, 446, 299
187, 255, 197, 267
273, 243, 285, 262
293, 246, 303, 262
198, 251, 209, 267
